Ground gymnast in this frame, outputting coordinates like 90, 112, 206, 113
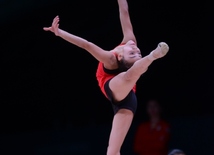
43, 0, 169, 154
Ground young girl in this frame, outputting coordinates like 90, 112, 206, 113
43, 0, 169, 154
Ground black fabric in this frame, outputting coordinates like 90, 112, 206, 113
104, 79, 137, 114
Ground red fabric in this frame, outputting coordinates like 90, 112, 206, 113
96, 62, 117, 98
133, 120, 170, 155
96, 43, 136, 98
96, 62, 136, 98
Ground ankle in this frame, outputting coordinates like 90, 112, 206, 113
148, 51, 158, 61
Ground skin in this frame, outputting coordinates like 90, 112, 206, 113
43, 0, 169, 155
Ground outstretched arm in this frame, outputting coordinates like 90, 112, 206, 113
43, 16, 114, 64
117, 0, 137, 44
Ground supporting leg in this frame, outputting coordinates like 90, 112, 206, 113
107, 109, 134, 155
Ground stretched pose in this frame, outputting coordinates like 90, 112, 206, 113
43, 0, 169, 154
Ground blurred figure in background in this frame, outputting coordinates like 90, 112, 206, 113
133, 99, 170, 155
168, 149, 186, 155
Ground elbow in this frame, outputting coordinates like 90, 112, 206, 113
79, 40, 91, 50
119, 3, 129, 13
120, 9, 129, 18
82, 41, 92, 50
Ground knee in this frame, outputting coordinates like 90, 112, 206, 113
125, 66, 148, 81
107, 146, 120, 155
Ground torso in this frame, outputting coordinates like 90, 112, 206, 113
96, 43, 136, 98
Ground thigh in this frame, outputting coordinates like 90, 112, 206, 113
111, 89, 137, 114
107, 109, 134, 155
109, 72, 139, 102
104, 78, 137, 114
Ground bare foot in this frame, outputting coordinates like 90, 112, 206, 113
151, 42, 169, 59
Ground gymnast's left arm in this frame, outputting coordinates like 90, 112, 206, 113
43, 15, 115, 64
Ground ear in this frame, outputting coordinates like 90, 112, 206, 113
113, 45, 124, 61
117, 52, 123, 61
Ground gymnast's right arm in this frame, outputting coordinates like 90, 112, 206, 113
43, 15, 115, 65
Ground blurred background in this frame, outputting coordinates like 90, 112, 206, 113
0, 0, 213, 155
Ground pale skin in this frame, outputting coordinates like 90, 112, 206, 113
43, 0, 169, 155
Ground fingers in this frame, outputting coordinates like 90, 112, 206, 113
43, 15, 59, 34
52, 16, 59, 30
43, 27, 51, 31
53, 15, 59, 26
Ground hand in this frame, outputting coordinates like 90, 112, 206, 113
43, 15, 60, 36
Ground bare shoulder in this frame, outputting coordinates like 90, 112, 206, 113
103, 50, 118, 70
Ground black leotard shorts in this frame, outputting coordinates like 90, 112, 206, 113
104, 79, 137, 114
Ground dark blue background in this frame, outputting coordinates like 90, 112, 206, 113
1, 0, 213, 154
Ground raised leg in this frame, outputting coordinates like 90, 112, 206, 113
109, 42, 169, 102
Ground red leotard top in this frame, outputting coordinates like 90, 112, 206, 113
96, 46, 136, 98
